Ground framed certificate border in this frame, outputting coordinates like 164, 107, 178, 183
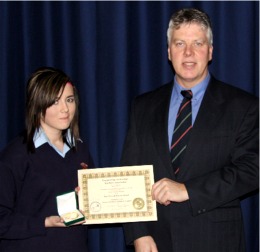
78, 165, 157, 224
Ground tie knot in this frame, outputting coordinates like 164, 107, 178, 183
181, 90, 193, 100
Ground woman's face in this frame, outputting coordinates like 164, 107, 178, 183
40, 83, 76, 135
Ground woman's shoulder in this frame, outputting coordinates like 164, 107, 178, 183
0, 132, 27, 160
0, 132, 30, 177
74, 139, 95, 168
75, 138, 90, 155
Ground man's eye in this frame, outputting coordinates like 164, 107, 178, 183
176, 42, 184, 47
194, 41, 203, 47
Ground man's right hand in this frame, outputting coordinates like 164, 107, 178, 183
134, 236, 158, 252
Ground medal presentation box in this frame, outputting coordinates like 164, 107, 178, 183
56, 191, 85, 226
78, 165, 158, 224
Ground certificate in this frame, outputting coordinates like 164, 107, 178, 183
78, 165, 157, 224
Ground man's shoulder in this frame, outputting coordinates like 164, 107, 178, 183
134, 81, 173, 104
209, 76, 258, 103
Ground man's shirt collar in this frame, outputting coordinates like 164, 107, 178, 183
173, 72, 210, 101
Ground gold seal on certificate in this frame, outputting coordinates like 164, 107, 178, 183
78, 165, 157, 224
133, 198, 145, 210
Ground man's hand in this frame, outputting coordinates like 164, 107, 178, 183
134, 236, 158, 252
152, 178, 189, 205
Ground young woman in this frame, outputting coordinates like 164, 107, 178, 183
0, 67, 94, 251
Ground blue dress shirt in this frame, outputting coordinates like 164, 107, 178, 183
168, 73, 210, 149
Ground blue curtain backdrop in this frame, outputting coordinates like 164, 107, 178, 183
0, 1, 258, 252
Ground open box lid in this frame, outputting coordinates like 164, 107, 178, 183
56, 191, 78, 216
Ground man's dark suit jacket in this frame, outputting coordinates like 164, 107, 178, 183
121, 76, 259, 252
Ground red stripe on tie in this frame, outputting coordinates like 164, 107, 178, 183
177, 100, 191, 118
174, 167, 180, 174
170, 125, 192, 150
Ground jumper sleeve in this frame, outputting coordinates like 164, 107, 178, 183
0, 161, 46, 239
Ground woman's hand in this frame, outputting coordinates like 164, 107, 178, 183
45, 215, 86, 227
45, 216, 66, 227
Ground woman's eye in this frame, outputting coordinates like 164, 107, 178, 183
54, 99, 59, 105
67, 97, 75, 103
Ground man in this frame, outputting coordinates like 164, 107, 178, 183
121, 8, 258, 252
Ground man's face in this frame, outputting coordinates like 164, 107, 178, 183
168, 23, 213, 88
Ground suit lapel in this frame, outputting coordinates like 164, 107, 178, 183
151, 83, 175, 178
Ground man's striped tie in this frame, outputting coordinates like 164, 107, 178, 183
170, 90, 193, 175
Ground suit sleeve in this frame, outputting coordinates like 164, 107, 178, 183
120, 101, 150, 245
185, 98, 259, 216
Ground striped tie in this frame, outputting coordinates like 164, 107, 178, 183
170, 90, 193, 175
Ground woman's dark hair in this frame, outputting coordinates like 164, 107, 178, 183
25, 67, 80, 152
